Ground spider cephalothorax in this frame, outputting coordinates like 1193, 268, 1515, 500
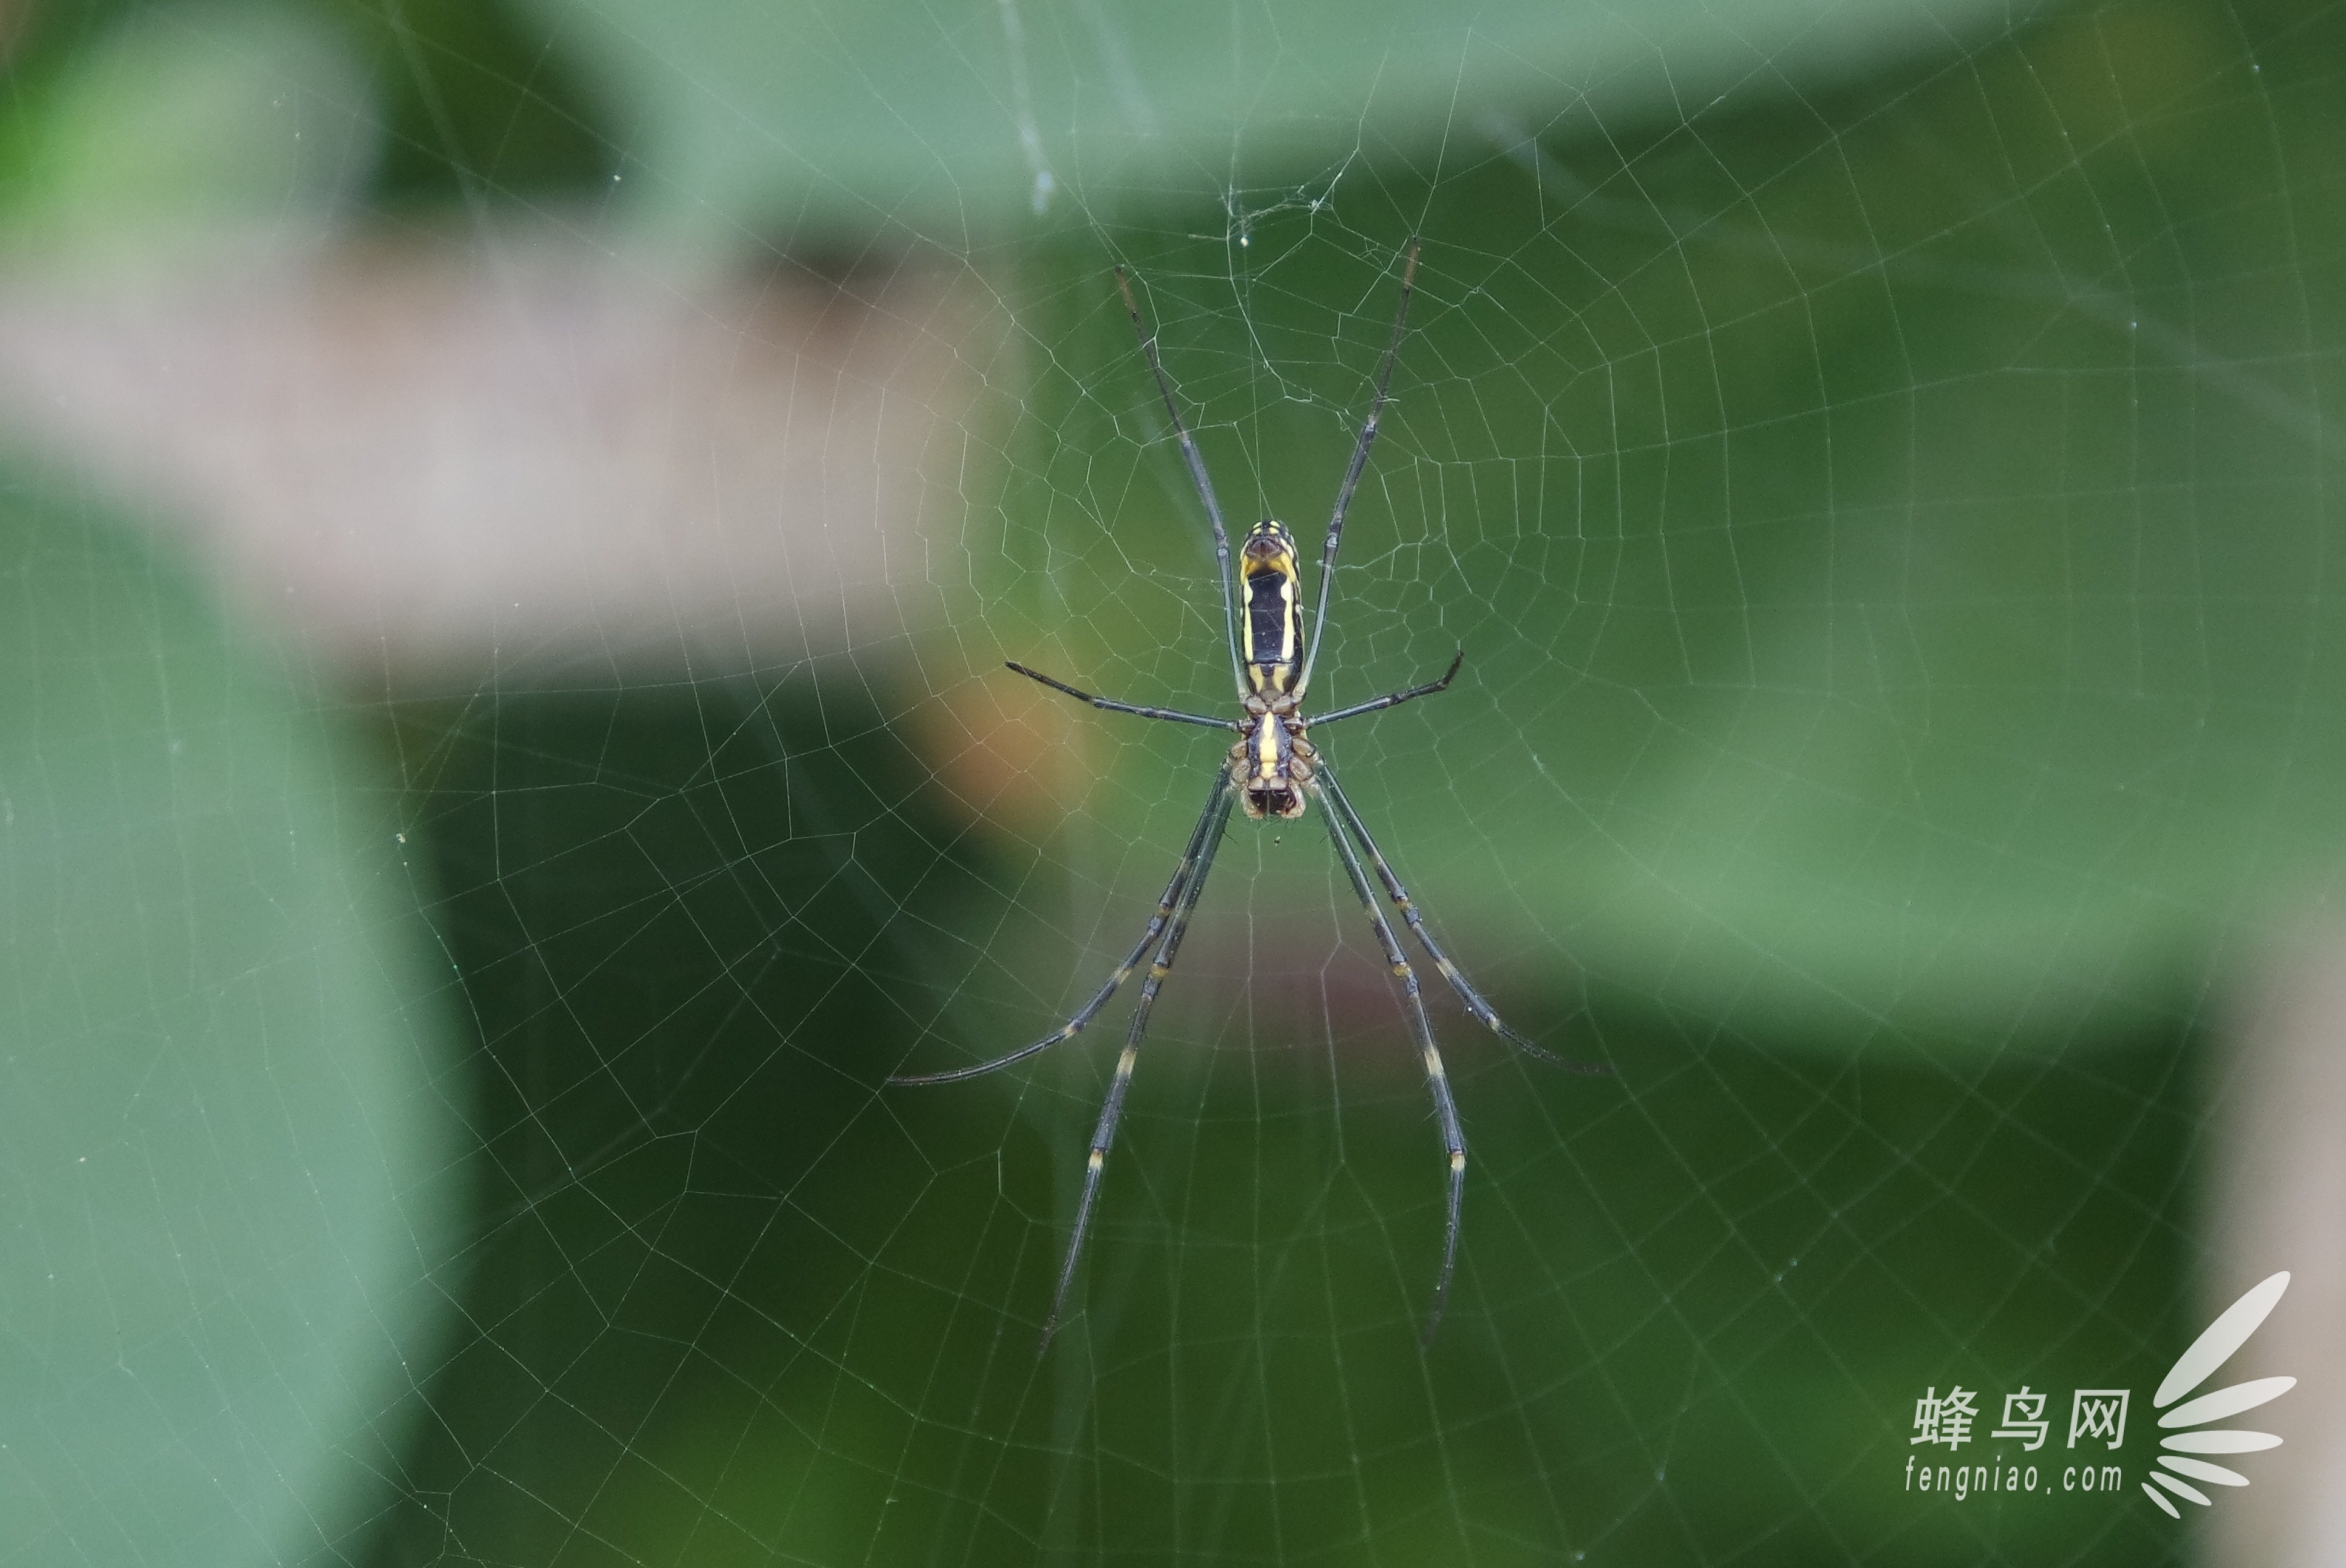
891, 241, 1603, 1352
1233, 695, 1314, 820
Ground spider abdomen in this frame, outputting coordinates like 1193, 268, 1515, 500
1239, 520, 1304, 695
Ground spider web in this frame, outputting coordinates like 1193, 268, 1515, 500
6, 0, 2339, 1564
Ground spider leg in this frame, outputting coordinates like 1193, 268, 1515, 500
1006, 661, 1235, 730
1295, 240, 1421, 699
1039, 784, 1235, 1352
1309, 777, 1465, 1347
889, 771, 1230, 1087
1116, 268, 1247, 695
1317, 767, 1608, 1076
1309, 649, 1463, 727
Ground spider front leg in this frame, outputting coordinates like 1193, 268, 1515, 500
1116, 266, 1247, 692
1295, 240, 1421, 698
1309, 777, 1466, 1345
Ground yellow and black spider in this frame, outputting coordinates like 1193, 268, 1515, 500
893, 242, 1603, 1349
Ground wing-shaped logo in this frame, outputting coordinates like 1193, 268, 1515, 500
2142, 1270, 2294, 1518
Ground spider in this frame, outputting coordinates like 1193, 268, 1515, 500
893, 241, 1601, 1349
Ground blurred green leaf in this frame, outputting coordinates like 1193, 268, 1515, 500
330, 0, 616, 203
518, 0, 2022, 243
0, 0, 378, 241
0, 475, 462, 1564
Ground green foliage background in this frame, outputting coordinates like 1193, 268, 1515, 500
1, 0, 2339, 1562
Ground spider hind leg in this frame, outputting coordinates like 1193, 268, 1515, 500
1318, 767, 1608, 1076
888, 770, 1227, 1086
1038, 785, 1236, 1350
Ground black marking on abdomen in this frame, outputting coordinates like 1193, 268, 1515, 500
1246, 571, 1292, 671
